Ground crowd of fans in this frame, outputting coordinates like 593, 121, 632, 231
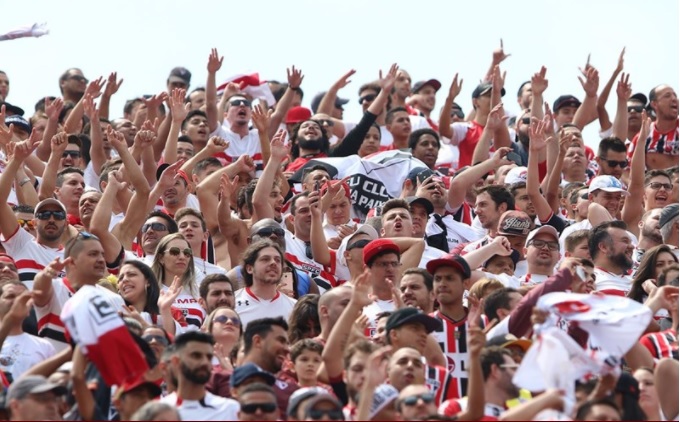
0, 42, 677, 421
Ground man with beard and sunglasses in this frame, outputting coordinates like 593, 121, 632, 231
161, 331, 239, 420
589, 221, 635, 296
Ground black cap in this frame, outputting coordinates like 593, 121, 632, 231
552, 95, 582, 112
0, 101, 25, 117
659, 204, 679, 228
629, 93, 648, 106
168, 67, 191, 86
310, 92, 349, 114
407, 167, 436, 185
472, 82, 506, 98
385, 308, 442, 335
406, 196, 434, 215
230, 363, 276, 388
483, 249, 521, 269
412, 79, 442, 94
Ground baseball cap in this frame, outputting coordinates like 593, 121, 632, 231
552, 95, 582, 112
303, 394, 344, 418
472, 82, 506, 98
426, 253, 471, 278
412, 79, 442, 94
310, 92, 349, 114
285, 106, 312, 124
168, 67, 191, 86
34, 198, 67, 216
505, 166, 528, 185
483, 248, 521, 269
629, 92, 648, 106
7, 375, 67, 402
369, 384, 400, 419
338, 224, 379, 267
115, 377, 162, 400
5, 115, 31, 134
230, 363, 276, 388
407, 167, 436, 185
659, 204, 679, 228
587, 175, 629, 195
497, 211, 533, 237
385, 307, 442, 335
155, 163, 191, 185
287, 387, 329, 418
525, 225, 560, 248
0, 101, 25, 117
405, 196, 434, 215
486, 333, 532, 352
363, 239, 400, 265
0, 254, 16, 266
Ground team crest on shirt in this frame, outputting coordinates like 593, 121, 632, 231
446, 355, 456, 373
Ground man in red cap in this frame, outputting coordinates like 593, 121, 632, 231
113, 377, 162, 421
0, 255, 19, 286
285, 106, 312, 137
156, 164, 194, 218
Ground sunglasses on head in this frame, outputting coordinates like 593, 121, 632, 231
627, 105, 644, 113
401, 392, 435, 407
62, 151, 81, 159
599, 157, 628, 168
166, 247, 192, 258
347, 239, 370, 250
17, 219, 34, 229
240, 402, 278, 414
230, 98, 251, 107
255, 227, 285, 238
77, 231, 99, 241
142, 334, 169, 346
142, 222, 168, 233
35, 210, 67, 221
359, 94, 377, 104
307, 408, 344, 420
213, 315, 241, 326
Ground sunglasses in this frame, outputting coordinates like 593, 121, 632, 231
68, 75, 88, 83
62, 151, 81, 159
627, 105, 644, 113
359, 94, 377, 104
35, 210, 67, 221
255, 227, 285, 238
240, 403, 278, 414
647, 182, 673, 191
17, 219, 34, 229
401, 392, 435, 407
166, 247, 192, 258
77, 231, 99, 241
142, 334, 169, 346
599, 157, 628, 168
521, 117, 531, 124
213, 315, 241, 326
142, 222, 168, 233
307, 408, 344, 420
451, 109, 465, 119
347, 239, 370, 250
316, 119, 335, 127
230, 98, 251, 107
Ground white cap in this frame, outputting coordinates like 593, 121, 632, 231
588, 176, 629, 195
369, 384, 399, 419
34, 198, 67, 215
337, 224, 379, 267
505, 166, 528, 185
525, 225, 560, 248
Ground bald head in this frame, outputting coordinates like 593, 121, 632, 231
319, 285, 352, 329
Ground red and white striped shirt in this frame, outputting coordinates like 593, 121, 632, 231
1, 227, 64, 290
639, 329, 678, 361
431, 310, 469, 399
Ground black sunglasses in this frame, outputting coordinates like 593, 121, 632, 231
401, 392, 435, 407
599, 157, 628, 168
520, 117, 531, 124
307, 408, 344, 420
627, 105, 644, 113
255, 227, 285, 238
359, 94, 377, 104
230, 98, 251, 107
166, 247, 192, 258
62, 151, 81, 158
77, 231, 99, 241
316, 119, 335, 127
451, 109, 465, 119
35, 210, 67, 221
347, 239, 370, 250
241, 403, 278, 414
142, 222, 168, 233
142, 334, 169, 346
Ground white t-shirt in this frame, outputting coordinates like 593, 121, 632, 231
0, 332, 56, 381
210, 125, 264, 176
1, 227, 64, 290
362, 299, 395, 337
164, 284, 204, 329
594, 267, 632, 295
193, 257, 227, 286
161, 391, 239, 421
419, 244, 447, 268
84, 161, 101, 191
234, 287, 297, 328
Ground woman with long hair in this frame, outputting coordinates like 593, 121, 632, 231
288, 294, 321, 345
628, 244, 678, 303
634, 367, 663, 421
202, 306, 242, 372
117, 260, 183, 335
151, 233, 203, 328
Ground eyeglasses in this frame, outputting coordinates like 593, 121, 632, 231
35, 210, 67, 221
230, 98, 251, 107
241, 403, 278, 414
17, 219, 34, 230
647, 182, 673, 191
166, 247, 192, 258
529, 239, 559, 251
347, 239, 370, 250
68, 75, 88, 83
142, 334, 169, 346
254, 227, 285, 238
307, 408, 344, 420
599, 157, 628, 168
401, 392, 435, 407
627, 105, 644, 113
373, 261, 402, 269
520, 117, 531, 125
142, 222, 168, 233
213, 315, 241, 327
62, 151, 81, 159
316, 119, 335, 127
359, 94, 377, 104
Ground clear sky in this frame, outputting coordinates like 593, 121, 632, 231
2, 0, 678, 149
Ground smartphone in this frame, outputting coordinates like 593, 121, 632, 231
575, 266, 587, 281
279, 271, 295, 298
506, 151, 523, 166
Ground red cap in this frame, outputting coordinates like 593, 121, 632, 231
363, 239, 400, 265
0, 254, 15, 265
115, 377, 162, 400
285, 106, 312, 124
426, 253, 471, 279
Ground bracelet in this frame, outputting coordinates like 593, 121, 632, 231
18, 178, 31, 187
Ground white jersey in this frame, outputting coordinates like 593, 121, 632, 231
362, 299, 395, 337
1, 227, 64, 290
234, 287, 297, 328
193, 257, 227, 286
594, 267, 632, 296
164, 284, 204, 329
161, 391, 239, 421
419, 244, 447, 268
211, 126, 264, 176
481, 272, 521, 289
519, 273, 550, 287
0, 332, 56, 381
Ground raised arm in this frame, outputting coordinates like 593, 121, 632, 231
483, 39, 510, 83
252, 130, 288, 221
463, 236, 512, 270
268, 66, 304, 139
205, 48, 224, 133
65, 77, 104, 134
475, 103, 507, 165
38, 132, 69, 201
35, 98, 64, 161
162, 88, 189, 165
309, 190, 332, 267
0, 129, 39, 238
456, 311, 486, 421
317, 70, 356, 138
612, 73, 632, 141
596, 49, 625, 133
251, 105, 272, 166
573, 66, 599, 130
448, 147, 512, 210
98, 72, 123, 120
199, 155, 253, 232
439, 73, 463, 141
83, 94, 107, 180
216, 173, 248, 265
490, 66, 512, 148
527, 117, 559, 221
622, 111, 650, 231
90, 170, 126, 263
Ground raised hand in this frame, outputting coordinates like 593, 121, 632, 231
251, 104, 272, 135
309, 190, 322, 219
364, 345, 392, 387
235, 154, 256, 174
144, 92, 169, 112
351, 269, 373, 308
157, 160, 183, 190
270, 129, 290, 162
332, 69, 356, 91
0, 121, 12, 147
158, 276, 182, 311
578, 67, 599, 97
81, 94, 98, 120
6, 291, 36, 326
616, 73, 632, 100
491, 235, 513, 256
45, 97, 65, 121
207, 48, 224, 74
85, 76, 105, 99
388, 279, 405, 309
168, 88, 189, 123
491, 146, 513, 166
103, 72, 123, 97
134, 129, 156, 150
106, 126, 127, 152
50, 132, 69, 157
378, 63, 399, 93
222, 82, 244, 101
529, 117, 553, 152
543, 102, 556, 135
287, 66, 304, 89
219, 173, 239, 201
447, 73, 463, 99
486, 103, 508, 130
638, 110, 651, 142
492, 38, 511, 64
43, 256, 70, 278
106, 170, 128, 192
531, 66, 549, 96
615, 48, 625, 74
205, 136, 229, 155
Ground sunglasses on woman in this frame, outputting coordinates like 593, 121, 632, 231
213, 315, 241, 327
166, 247, 192, 258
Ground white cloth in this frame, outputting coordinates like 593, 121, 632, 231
0, 333, 55, 380
1, 227, 64, 290
234, 287, 297, 329
593, 268, 633, 295
161, 392, 239, 421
